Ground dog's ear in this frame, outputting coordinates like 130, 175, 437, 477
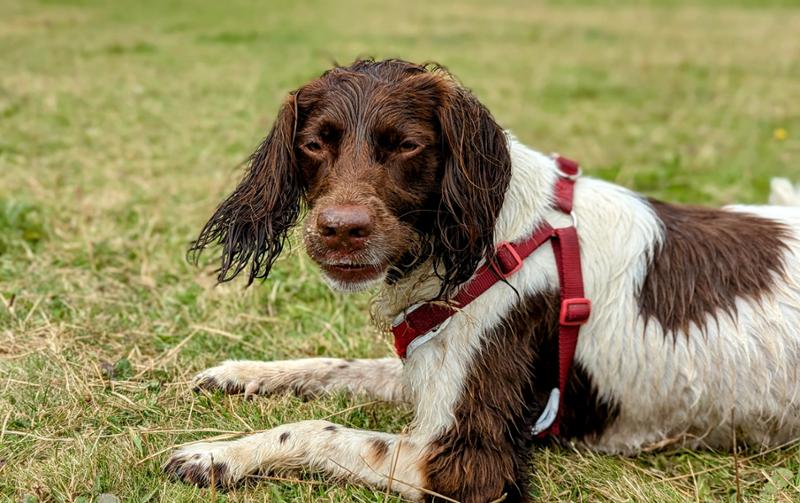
189, 94, 303, 285
434, 81, 512, 298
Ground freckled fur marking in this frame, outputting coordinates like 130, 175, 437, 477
367, 438, 390, 464
279, 431, 290, 444
164, 457, 231, 488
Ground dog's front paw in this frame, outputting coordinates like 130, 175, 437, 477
192, 360, 313, 399
163, 441, 246, 487
192, 361, 252, 395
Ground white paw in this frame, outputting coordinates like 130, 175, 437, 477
192, 360, 328, 399
163, 441, 247, 487
192, 361, 253, 395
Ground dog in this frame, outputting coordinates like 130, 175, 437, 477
164, 59, 800, 502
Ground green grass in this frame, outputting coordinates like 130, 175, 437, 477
1, 0, 800, 501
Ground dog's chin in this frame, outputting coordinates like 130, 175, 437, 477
318, 263, 388, 293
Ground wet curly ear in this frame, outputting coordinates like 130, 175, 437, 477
188, 95, 303, 285
434, 80, 512, 298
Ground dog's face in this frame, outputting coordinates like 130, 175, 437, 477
297, 67, 446, 291
191, 59, 512, 299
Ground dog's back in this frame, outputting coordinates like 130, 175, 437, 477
567, 171, 800, 453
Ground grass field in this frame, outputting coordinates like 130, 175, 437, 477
2, 0, 800, 501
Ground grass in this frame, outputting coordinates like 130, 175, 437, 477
1, 0, 799, 501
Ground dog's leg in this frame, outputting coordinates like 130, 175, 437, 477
193, 357, 406, 402
164, 420, 427, 500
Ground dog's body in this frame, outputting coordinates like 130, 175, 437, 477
165, 60, 800, 502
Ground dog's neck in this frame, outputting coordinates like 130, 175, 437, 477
371, 136, 562, 325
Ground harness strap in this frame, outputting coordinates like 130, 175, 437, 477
548, 226, 590, 436
391, 224, 554, 358
391, 155, 591, 437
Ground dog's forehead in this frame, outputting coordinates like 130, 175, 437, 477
299, 73, 440, 128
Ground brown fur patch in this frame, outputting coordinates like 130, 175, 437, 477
641, 200, 791, 335
423, 292, 618, 503
279, 431, 290, 444
367, 438, 390, 464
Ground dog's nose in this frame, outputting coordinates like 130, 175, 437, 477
317, 205, 374, 250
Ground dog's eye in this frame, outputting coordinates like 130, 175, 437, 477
303, 141, 322, 153
300, 140, 325, 159
398, 141, 419, 153
375, 129, 423, 160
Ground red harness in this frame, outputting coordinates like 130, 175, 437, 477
391, 155, 591, 436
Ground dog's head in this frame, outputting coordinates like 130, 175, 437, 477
190, 59, 512, 299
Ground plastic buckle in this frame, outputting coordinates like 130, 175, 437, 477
491, 242, 523, 278
559, 298, 592, 326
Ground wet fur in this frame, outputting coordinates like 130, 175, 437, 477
190, 59, 511, 299
168, 59, 800, 502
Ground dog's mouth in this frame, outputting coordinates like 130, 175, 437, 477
319, 261, 388, 290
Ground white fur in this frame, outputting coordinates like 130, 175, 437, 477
582, 204, 800, 452
391, 137, 800, 451
168, 420, 426, 500
392, 137, 665, 442
321, 273, 386, 293
168, 136, 800, 496
769, 178, 800, 206
195, 357, 406, 402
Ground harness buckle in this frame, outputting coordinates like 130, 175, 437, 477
491, 242, 523, 278
559, 298, 592, 326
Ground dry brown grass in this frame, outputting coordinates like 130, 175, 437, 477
1, 0, 799, 501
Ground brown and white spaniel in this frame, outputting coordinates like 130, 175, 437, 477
164, 59, 800, 502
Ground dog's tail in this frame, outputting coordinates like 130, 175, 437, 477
769, 178, 800, 206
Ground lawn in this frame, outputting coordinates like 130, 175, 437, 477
1, 0, 800, 501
